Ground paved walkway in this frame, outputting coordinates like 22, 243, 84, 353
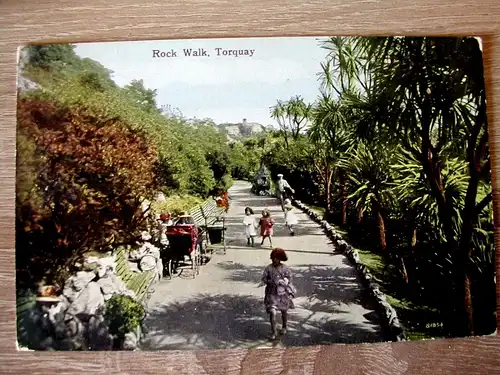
140, 181, 384, 350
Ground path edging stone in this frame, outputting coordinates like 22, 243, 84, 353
293, 199, 407, 342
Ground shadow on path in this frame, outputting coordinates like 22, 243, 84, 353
141, 292, 382, 350
142, 181, 385, 350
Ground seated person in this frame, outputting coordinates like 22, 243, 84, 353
174, 212, 195, 226
168, 213, 199, 271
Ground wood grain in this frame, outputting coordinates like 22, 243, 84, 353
1, 1, 500, 373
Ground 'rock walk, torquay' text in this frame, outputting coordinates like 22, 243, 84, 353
152, 47, 255, 58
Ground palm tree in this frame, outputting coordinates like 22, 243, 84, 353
321, 36, 490, 336
309, 93, 354, 222
270, 96, 312, 148
339, 143, 395, 251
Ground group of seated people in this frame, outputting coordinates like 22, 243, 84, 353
157, 212, 197, 244
156, 212, 201, 274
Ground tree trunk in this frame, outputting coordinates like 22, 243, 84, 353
324, 168, 334, 218
400, 256, 409, 284
373, 199, 386, 251
411, 228, 417, 248
454, 95, 487, 337
357, 206, 363, 224
339, 169, 348, 226
464, 272, 474, 335
377, 212, 387, 251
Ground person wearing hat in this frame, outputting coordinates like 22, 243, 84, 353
276, 174, 294, 211
174, 212, 195, 225
283, 198, 298, 235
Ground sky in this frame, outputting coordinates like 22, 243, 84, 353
74, 37, 330, 126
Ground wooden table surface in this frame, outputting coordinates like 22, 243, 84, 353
1, 1, 500, 373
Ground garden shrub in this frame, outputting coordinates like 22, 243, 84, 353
104, 294, 145, 347
150, 195, 204, 217
16, 97, 159, 288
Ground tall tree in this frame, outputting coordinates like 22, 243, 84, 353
123, 79, 159, 113
309, 94, 353, 220
322, 36, 490, 336
271, 96, 312, 147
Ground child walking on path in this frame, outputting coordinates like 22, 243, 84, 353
283, 199, 298, 236
243, 207, 257, 246
260, 248, 296, 340
258, 209, 275, 248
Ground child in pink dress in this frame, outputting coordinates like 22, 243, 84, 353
259, 209, 275, 248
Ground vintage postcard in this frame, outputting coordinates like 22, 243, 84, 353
15, 36, 496, 351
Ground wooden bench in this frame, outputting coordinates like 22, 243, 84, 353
190, 198, 227, 254
114, 246, 156, 305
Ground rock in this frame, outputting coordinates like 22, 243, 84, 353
98, 275, 117, 301
122, 331, 138, 350
64, 314, 86, 349
82, 262, 99, 273
57, 295, 71, 311
87, 315, 113, 350
47, 300, 68, 328
67, 282, 105, 321
106, 273, 137, 300
85, 255, 116, 278
139, 255, 157, 272
63, 271, 97, 303
337, 240, 348, 250
17, 76, 41, 92
38, 336, 55, 351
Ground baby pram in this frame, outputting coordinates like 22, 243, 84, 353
163, 224, 202, 279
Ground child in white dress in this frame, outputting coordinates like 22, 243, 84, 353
283, 199, 298, 236
243, 207, 257, 246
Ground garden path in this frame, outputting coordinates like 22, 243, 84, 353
141, 181, 384, 350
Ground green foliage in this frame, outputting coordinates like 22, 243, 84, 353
340, 143, 395, 216
24, 44, 78, 70
104, 294, 145, 341
150, 195, 204, 217
17, 44, 257, 290
123, 79, 159, 113
263, 36, 495, 337
22, 66, 232, 199
16, 97, 159, 287
270, 96, 312, 143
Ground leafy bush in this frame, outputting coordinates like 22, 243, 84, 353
16, 97, 159, 288
104, 294, 145, 345
150, 194, 204, 217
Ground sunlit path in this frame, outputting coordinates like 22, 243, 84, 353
140, 181, 384, 350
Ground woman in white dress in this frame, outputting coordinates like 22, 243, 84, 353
283, 199, 298, 236
243, 207, 257, 246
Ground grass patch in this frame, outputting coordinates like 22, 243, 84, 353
303, 212, 444, 340
308, 205, 325, 217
